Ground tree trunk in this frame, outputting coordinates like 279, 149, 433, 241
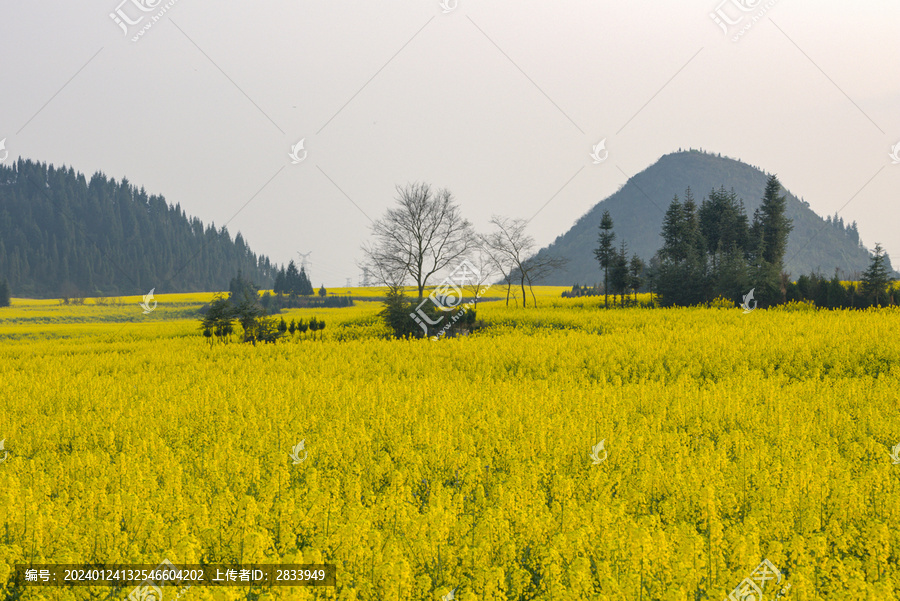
604, 269, 609, 309
520, 277, 527, 308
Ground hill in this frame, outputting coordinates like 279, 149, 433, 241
532, 149, 889, 285
0, 159, 275, 298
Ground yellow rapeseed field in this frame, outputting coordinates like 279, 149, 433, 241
1, 291, 899, 601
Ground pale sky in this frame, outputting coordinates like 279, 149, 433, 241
2, 1, 898, 287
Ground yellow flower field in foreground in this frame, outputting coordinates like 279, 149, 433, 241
0, 295, 899, 601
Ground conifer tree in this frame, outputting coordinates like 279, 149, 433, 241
752, 175, 793, 307
285, 261, 301, 294
297, 267, 314, 296
758, 175, 793, 269
655, 189, 708, 306
628, 254, 645, 302
659, 196, 684, 262
860, 243, 893, 307
273, 267, 286, 294
0, 159, 274, 297
610, 241, 629, 306
593, 210, 616, 308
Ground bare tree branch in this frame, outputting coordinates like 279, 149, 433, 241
481, 215, 568, 307
362, 182, 474, 300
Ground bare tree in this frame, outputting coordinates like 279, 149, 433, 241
363, 182, 473, 300
481, 216, 567, 308
522, 253, 568, 308
462, 243, 498, 311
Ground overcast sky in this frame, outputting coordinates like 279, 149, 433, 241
2, 0, 898, 287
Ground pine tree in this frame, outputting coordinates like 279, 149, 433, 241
659, 196, 684, 262
229, 271, 258, 305
860, 243, 893, 307
628, 254, 645, 302
273, 267, 286, 294
285, 261, 301, 295
298, 267, 314, 296
752, 175, 793, 307
609, 241, 629, 307
0, 159, 275, 297
827, 274, 848, 309
655, 189, 709, 306
593, 211, 616, 308
758, 175, 793, 269
318, 284, 327, 298
682, 189, 708, 303
699, 187, 749, 256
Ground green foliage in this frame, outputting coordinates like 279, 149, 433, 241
0, 277, 10, 307
229, 271, 259, 305
593, 210, 616, 307
379, 287, 467, 339
198, 274, 286, 344
860, 243, 894, 306
609, 241, 629, 304
561, 283, 602, 298
0, 159, 274, 297
654, 180, 793, 308
757, 175, 793, 268
699, 186, 750, 255
380, 288, 419, 339
628, 254, 645, 300
655, 189, 710, 307
199, 294, 236, 343
273, 260, 314, 296
258, 292, 351, 311
749, 175, 793, 307
318, 284, 327, 298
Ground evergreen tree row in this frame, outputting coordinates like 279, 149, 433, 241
0, 158, 275, 297
593, 210, 647, 307
200, 272, 328, 345
272, 260, 314, 295
651, 175, 793, 307
593, 174, 896, 309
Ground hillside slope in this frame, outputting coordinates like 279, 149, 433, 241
532, 150, 885, 285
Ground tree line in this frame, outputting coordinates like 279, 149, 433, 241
198, 272, 328, 345
594, 175, 895, 308
262, 260, 346, 310
0, 159, 275, 297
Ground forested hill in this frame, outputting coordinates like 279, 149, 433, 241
0, 159, 275, 298
532, 149, 886, 285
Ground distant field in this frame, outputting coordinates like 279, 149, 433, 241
1, 290, 899, 600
